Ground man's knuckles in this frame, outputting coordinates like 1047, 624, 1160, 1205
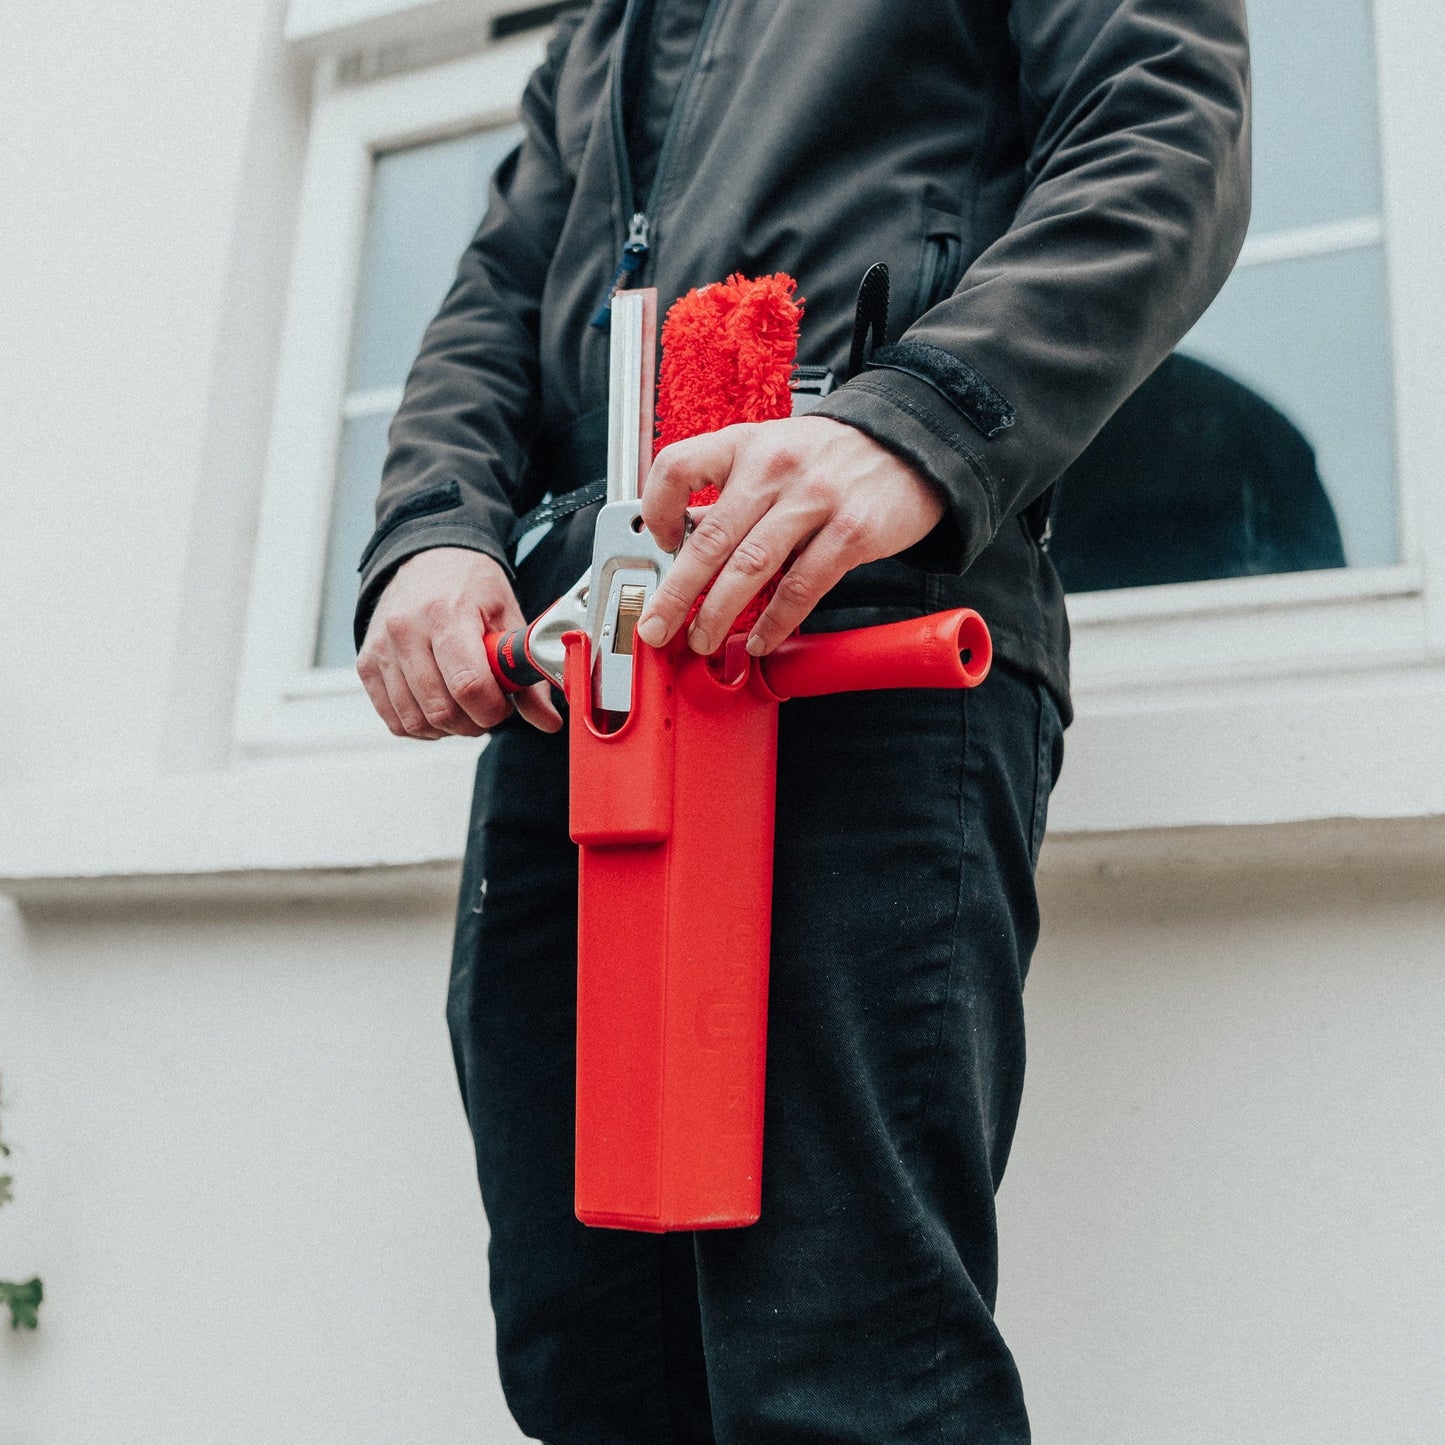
422, 594, 466, 632
774, 568, 817, 609
417, 691, 463, 728
682, 510, 736, 566
648, 575, 696, 629
382, 610, 419, 647
395, 702, 437, 737
447, 677, 512, 729
755, 439, 806, 485
728, 533, 776, 578
827, 507, 873, 554
445, 667, 493, 705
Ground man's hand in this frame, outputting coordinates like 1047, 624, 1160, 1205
635, 415, 949, 657
357, 547, 563, 739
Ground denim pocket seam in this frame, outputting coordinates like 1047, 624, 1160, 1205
1027, 684, 1054, 869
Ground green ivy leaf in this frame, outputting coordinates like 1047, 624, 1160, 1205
0, 1174, 12, 1208
1, 1278, 42, 1331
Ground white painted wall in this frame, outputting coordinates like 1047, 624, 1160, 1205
1005, 855, 1445, 1444
0, 0, 302, 783
4, 861, 1441, 1443
0, 890, 523, 1444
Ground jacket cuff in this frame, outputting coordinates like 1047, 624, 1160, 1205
353, 516, 512, 652
812, 368, 1002, 574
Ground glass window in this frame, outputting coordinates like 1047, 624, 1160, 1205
1050, 0, 1395, 593
314, 123, 523, 669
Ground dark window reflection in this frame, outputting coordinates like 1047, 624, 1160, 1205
1049, 354, 1347, 594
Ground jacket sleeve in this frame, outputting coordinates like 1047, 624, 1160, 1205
813, 0, 1251, 572
352, 14, 583, 650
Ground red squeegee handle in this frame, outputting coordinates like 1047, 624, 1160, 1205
482, 627, 545, 696
758, 607, 992, 699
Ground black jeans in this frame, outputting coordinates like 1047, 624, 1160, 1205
447, 557, 1064, 1444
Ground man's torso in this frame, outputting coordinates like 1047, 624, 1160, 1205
528, 0, 1070, 711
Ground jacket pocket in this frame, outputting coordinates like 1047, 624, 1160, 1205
913, 206, 966, 320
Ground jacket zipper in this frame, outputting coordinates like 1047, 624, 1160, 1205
591, 0, 726, 329
589, 211, 652, 328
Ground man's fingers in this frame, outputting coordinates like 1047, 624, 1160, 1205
636, 498, 758, 648
642, 428, 744, 551
745, 517, 867, 656
375, 652, 446, 739
386, 616, 479, 735
637, 446, 787, 648
433, 621, 512, 731
686, 510, 813, 655
357, 656, 409, 737
513, 680, 565, 733
471, 591, 563, 733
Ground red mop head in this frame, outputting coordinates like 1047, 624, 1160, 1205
654, 273, 803, 638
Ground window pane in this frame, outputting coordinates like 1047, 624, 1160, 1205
316, 412, 390, 671
314, 123, 523, 669
1247, 0, 1383, 236
1181, 246, 1396, 570
348, 127, 522, 395
1050, 248, 1396, 593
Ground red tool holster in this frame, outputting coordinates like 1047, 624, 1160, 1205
567, 633, 778, 1230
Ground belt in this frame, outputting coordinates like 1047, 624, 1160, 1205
508, 407, 609, 549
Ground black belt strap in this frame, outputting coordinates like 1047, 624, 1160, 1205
508, 406, 610, 548
507, 477, 606, 546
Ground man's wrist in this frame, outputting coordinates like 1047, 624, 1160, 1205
354, 527, 512, 654
813, 376, 996, 575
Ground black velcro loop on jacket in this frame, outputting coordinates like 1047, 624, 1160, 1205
848, 262, 891, 380
358, 480, 462, 570
866, 342, 1016, 440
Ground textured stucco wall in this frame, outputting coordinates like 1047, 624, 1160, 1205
1002, 856, 1445, 1444
3, 859, 1441, 1444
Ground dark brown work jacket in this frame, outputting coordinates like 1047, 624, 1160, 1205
355, 0, 1252, 722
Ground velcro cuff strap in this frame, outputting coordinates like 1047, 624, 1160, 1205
358, 480, 463, 570
866, 343, 1016, 440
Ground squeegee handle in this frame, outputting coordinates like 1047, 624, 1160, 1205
483, 628, 547, 695
759, 607, 991, 699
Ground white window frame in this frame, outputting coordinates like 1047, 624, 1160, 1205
236, 35, 546, 755
236, 0, 1445, 838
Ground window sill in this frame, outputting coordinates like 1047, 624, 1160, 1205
0, 743, 481, 908
10, 640, 1445, 909
6, 750, 1444, 912
1066, 562, 1423, 630
1065, 563, 1432, 694
284, 0, 513, 56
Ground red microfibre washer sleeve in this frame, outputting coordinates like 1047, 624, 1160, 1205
654, 274, 803, 636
